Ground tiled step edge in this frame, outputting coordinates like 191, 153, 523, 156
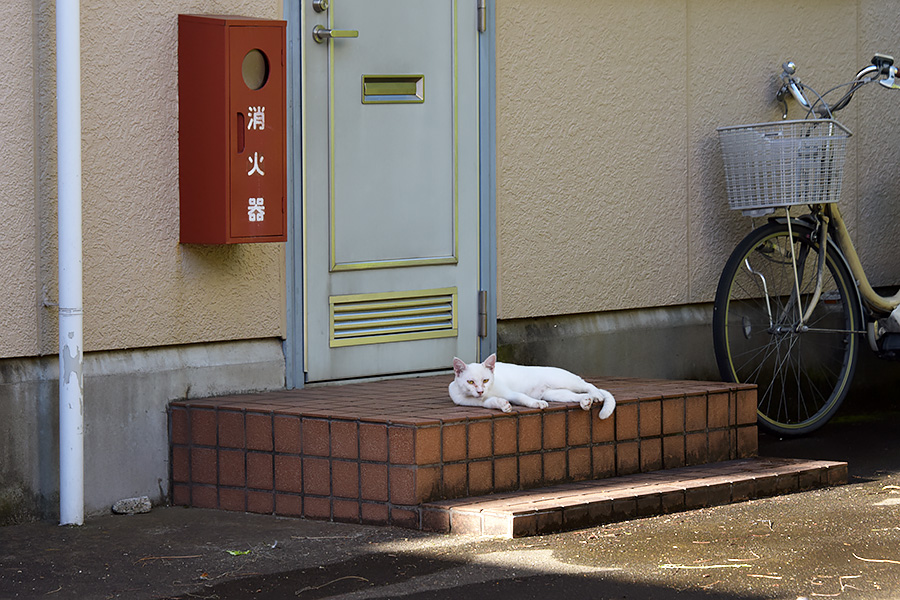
420, 457, 847, 538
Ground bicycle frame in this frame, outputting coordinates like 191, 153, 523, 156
775, 202, 900, 350
826, 203, 900, 314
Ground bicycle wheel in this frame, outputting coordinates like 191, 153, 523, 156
712, 220, 861, 436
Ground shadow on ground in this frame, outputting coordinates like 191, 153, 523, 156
759, 385, 900, 480
158, 549, 767, 600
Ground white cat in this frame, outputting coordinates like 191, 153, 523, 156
449, 354, 615, 419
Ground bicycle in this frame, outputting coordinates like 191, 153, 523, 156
712, 54, 900, 437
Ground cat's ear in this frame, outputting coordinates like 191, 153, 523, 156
452, 357, 467, 375
483, 353, 497, 371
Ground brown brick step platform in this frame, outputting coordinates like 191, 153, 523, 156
421, 457, 848, 537
169, 374, 762, 531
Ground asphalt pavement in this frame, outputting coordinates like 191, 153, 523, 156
2, 392, 899, 600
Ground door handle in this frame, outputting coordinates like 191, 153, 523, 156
312, 25, 359, 43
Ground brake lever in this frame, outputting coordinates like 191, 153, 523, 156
777, 86, 791, 119
778, 61, 812, 115
879, 65, 900, 89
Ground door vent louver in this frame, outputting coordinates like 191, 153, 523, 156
329, 288, 457, 347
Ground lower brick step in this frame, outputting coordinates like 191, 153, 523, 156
421, 457, 847, 538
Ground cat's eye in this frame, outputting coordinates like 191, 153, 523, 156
467, 380, 475, 385
483, 379, 490, 384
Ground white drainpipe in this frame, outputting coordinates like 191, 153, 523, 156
57, 0, 84, 526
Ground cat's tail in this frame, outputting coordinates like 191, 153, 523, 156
595, 388, 616, 420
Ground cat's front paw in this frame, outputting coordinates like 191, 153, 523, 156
580, 397, 593, 411
536, 400, 549, 409
485, 397, 513, 412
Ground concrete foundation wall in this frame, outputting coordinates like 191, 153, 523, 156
0, 339, 285, 524
497, 306, 720, 382
497, 308, 900, 405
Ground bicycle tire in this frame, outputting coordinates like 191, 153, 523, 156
712, 220, 861, 436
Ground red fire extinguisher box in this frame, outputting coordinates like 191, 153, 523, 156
178, 14, 287, 244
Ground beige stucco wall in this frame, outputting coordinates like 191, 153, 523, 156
0, 0, 286, 359
5, 0, 900, 357
2, 1, 41, 358
495, 0, 900, 320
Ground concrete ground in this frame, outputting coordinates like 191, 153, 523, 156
2, 396, 900, 600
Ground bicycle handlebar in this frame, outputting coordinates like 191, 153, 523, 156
777, 53, 898, 119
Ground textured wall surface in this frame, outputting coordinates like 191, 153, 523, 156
495, 0, 900, 319
2, 0, 284, 359
855, 0, 900, 283
5, 1, 900, 351
0, 1, 40, 357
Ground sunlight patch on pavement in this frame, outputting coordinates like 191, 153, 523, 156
473, 549, 621, 574
872, 498, 900, 506
326, 548, 619, 599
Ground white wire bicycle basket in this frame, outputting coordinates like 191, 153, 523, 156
717, 119, 852, 214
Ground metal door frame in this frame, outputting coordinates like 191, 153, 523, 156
283, 0, 497, 388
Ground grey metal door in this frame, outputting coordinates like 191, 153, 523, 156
301, 0, 480, 381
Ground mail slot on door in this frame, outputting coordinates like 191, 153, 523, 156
178, 14, 287, 244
